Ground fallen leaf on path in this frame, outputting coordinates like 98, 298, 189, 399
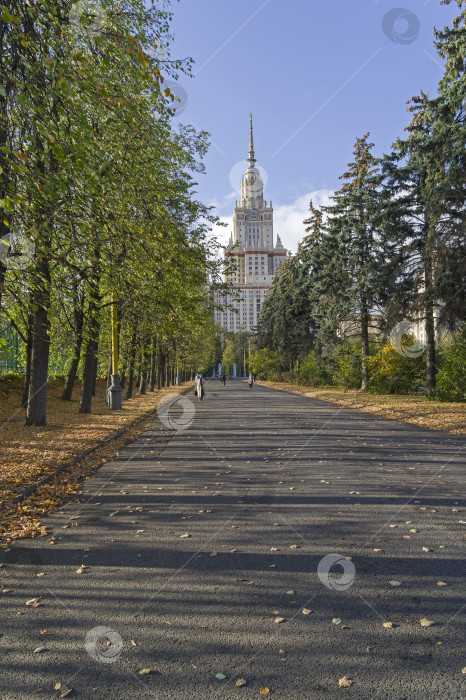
436, 581, 448, 586
259, 688, 270, 695
461, 666, 466, 674
419, 618, 435, 627
215, 673, 226, 680
274, 617, 286, 624
235, 678, 247, 687
338, 676, 353, 688
40, 630, 51, 636
76, 566, 88, 574
332, 618, 342, 625
279, 649, 285, 654
26, 598, 42, 607
286, 590, 295, 595
54, 682, 72, 698
389, 581, 402, 587
36, 572, 45, 577
289, 544, 299, 549
179, 533, 190, 538
302, 608, 312, 615
139, 668, 152, 675
382, 622, 393, 629
33, 646, 46, 654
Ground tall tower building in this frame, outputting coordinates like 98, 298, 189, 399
215, 116, 287, 333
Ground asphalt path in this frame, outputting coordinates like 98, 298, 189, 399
1, 380, 465, 699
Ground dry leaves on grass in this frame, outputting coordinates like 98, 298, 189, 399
0, 380, 188, 547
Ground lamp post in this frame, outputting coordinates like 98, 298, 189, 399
108, 293, 122, 409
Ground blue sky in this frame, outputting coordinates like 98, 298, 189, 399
168, 0, 458, 252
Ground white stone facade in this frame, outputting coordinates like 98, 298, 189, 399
215, 116, 287, 333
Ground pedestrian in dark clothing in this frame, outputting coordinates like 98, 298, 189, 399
222, 374, 226, 385
249, 373, 254, 389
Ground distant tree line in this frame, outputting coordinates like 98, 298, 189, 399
255, 0, 465, 401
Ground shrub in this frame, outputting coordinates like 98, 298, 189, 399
249, 348, 277, 380
367, 342, 425, 394
431, 325, 466, 402
297, 351, 331, 387
332, 341, 363, 390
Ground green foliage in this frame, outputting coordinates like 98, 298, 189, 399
431, 325, 466, 401
367, 343, 425, 394
254, 3, 465, 400
331, 341, 364, 390
249, 348, 277, 380
0, 0, 225, 419
296, 351, 331, 387
222, 341, 236, 375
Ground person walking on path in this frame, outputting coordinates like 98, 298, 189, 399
248, 372, 254, 389
195, 373, 205, 400
222, 373, 226, 385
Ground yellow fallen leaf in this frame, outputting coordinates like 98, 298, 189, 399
436, 581, 447, 586
259, 688, 270, 695
419, 618, 434, 627
382, 622, 393, 629
139, 668, 151, 675
302, 608, 312, 615
338, 676, 353, 687
26, 597, 42, 607
33, 646, 46, 654
235, 678, 247, 687
274, 617, 286, 624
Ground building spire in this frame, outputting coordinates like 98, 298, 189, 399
248, 113, 256, 167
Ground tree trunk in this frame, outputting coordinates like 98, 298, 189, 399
360, 293, 370, 391
91, 345, 98, 397
156, 349, 162, 390
425, 263, 436, 392
125, 323, 137, 400
79, 260, 101, 414
26, 255, 51, 426
62, 293, 84, 401
22, 314, 34, 408
149, 336, 157, 391
79, 311, 100, 414
424, 214, 437, 393
106, 354, 112, 390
